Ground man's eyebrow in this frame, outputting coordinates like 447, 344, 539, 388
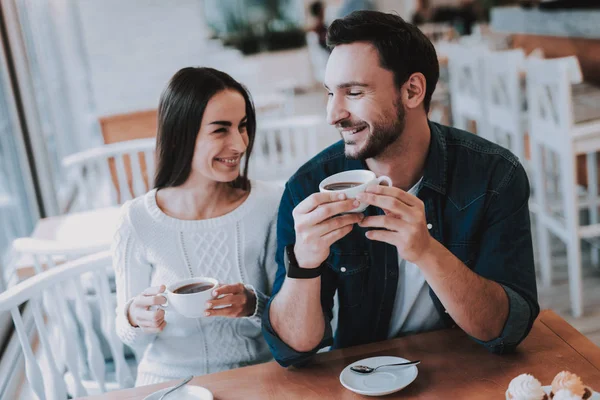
324, 82, 370, 90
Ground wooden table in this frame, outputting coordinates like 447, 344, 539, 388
81, 310, 600, 399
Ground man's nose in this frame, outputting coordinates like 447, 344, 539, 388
326, 95, 350, 126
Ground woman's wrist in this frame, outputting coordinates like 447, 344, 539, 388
245, 288, 257, 317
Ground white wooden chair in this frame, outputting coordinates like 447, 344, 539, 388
526, 56, 600, 317
482, 49, 526, 163
249, 115, 324, 183
0, 251, 134, 399
62, 138, 156, 211
11, 239, 134, 397
447, 44, 491, 141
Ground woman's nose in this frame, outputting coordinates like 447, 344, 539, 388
230, 130, 248, 152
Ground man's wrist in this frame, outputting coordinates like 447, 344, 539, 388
286, 244, 324, 279
293, 244, 322, 270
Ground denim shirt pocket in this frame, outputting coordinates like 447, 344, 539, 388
326, 251, 370, 308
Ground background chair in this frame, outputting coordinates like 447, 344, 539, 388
446, 43, 490, 141
62, 138, 156, 211
0, 251, 134, 399
11, 239, 134, 397
526, 56, 600, 317
481, 49, 527, 164
248, 115, 327, 184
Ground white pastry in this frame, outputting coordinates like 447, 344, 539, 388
506, 374, 547, 400
553, 389, 584, 400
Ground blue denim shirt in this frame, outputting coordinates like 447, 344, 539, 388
262, 122, 539, 367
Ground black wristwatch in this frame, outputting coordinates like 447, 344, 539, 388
285, 244, 324, 279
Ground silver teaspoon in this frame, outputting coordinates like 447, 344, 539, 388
158, 375, 193, 400
350, 360, 421, 374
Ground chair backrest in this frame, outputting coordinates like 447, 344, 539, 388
525, 57, 575, 155
99, 110, 157, 144
249, 115, 324, 182
525, 56, 581, 231
62, 138, 156, 211
482, 49, 526, 161
447, 43, 489, 138
0, 251, 133, 399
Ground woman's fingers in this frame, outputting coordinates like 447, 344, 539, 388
135, 307, 165, 323
206, 293, 244, 310
136, 294, 167, 307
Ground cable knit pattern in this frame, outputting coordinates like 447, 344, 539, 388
112, 180, 283, 386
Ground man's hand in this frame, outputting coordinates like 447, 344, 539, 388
293, 192, 364, 269
357, 185, 433, 263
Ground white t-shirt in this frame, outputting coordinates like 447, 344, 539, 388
387, 178, 444, 338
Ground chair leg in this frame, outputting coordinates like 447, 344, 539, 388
586, 152, 599, 267
536, 221, 553, 288
566, 238, 584, 318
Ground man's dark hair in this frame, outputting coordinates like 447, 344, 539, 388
327, 10, 439, 113
309, 1, 324, 18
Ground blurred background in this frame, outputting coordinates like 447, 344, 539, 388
1, 0, 600, 398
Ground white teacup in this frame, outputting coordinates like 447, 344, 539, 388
158, 277, 218, 318
319, 170, 392, 213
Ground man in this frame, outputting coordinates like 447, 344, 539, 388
262, 10, 538, 367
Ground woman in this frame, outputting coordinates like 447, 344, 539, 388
112, 67, 283, 386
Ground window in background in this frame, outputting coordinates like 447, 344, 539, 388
13, 0, 102, 213
0, 24, 38, 287
0, 11, 40, 395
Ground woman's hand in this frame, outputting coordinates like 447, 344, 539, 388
127, 285, 167, 332
205, 283, 257, 318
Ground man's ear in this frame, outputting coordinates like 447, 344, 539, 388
403, 73, 427, 110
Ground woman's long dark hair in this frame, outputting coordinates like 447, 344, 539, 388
153, 67, 256, 191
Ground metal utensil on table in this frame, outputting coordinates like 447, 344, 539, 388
158, 375, 193, 400
350, 360, 421, 374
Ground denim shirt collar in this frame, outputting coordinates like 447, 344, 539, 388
421, 121, 448, 195
343, 121, 448, 195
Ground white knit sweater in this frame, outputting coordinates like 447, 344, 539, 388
112, 180, 283, 386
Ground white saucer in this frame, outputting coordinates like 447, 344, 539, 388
542, 385, 600, 399
143, 385, 213, 400
339, 356, 418, 397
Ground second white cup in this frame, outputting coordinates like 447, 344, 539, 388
158, 277, 218, 318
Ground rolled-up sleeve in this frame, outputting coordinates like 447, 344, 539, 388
471, 163, 539, 354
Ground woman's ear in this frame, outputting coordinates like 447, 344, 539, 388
403, 73, 427, 110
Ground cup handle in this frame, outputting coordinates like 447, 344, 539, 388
376, 175, 392, 187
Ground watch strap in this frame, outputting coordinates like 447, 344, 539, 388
285, 244, 324, 279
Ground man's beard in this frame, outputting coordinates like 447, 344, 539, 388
344, 102, 406, 160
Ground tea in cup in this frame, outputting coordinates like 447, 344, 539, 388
158, 277, 218, 318
319, 170, 392, 213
